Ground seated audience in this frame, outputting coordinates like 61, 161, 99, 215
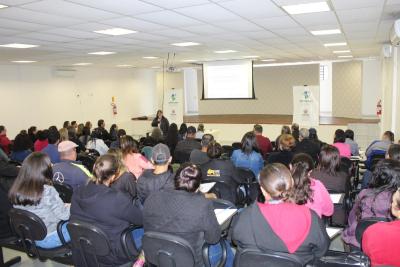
178, 123, 187, 141
342, 159, 400, 248
52, 141, 90, 190
10, 132, 32, 163
174, 126, 202, 163
166, 123, 179, 156
67, 126, 84, 153
232, 163, 329, 265
121, 135, 153, 178
143, 127, 164, 147
366, 130, 394, 157
293, 128, 320, 163
0, 148, 8, 162
34, 130, 49, 152
253, 124, 273, 157
311, 145, 349, 193
59, 127, 69, 142
71, 121, 77, 130
275, 125, 291, 150
0, 125, 11, 155
9, 152, 70, 248
291, 123, 300, 143
63, 121, 70, 129
195, 123, 205, 139
268, 134, 295, 167
94, 119, 111, 141
190, 134, 214, 165
71, 154, 143, 266
332, 129, 351, 158
41, 129, 61, 163
0, 186, 13, 238
110, 129, 126, 149
109, 124, 118, 141
151, 110, 169, 137
231, 131, 263, 177
0, 157, 19, 191
78, 126, 91, 146
363, 188, 400, 266
345, 129, 359, 156
28, 126, 37, 145
137, 144, 174, 204
86, 129, 109, 155
309, 128, 325, 148
143, 163, 233, 267
290, 153, 333, 217
107, 148, 137, 200
76, 123, 84, 137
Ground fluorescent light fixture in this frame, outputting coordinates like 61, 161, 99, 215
254, 61, 319, 67
94, 28, 137, 36
182, 59, 198, 62
143, 56, 159, 59
11, 60, 36, 63
282, 2, 330, 15
338, 55, 353, 58
261, 59, 276, 62
242, 55, 259, 59
171, 42, 200, 47
117, 64, 134, 68
73, 62, 92, 66
0, 4, 8, 8
324, 42, 347, 47
151, 66, 161, 69
88, 51, 116, 55
0, 43, 38, 49
214, 50, 237, 54
333, 50, 351, 54
310, 29, 341, 35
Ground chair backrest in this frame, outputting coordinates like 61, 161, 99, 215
234, 248, 303, 267
53, 182, 73, 203
236, 167, 256, 184
355, 217, 390, 248
231, 142, 241, 151
221, 145, 233, 158
142, 231, 196, 267
202, 178, 238, 205
67, 219, 111, 267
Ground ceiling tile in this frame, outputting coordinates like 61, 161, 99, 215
253, 16, 298, 30
331, 0, 384, 10
140, 0, 209, 9
15, 32, 80, 42
151, 28, 197, 38
292, 11, 338, 27
182, 24, 226, 35
67, 0, 162, 15
174, 3, 241, 22
272, 27, 310, 37
0, 0, 38, 5
336, 7, 381, 23
0, 17, 51, 31
216, 19, 264, 32
135, 10, 203, 27
219, 0, 286, 19
101, 17, 169, 32
41, 28, 101, 39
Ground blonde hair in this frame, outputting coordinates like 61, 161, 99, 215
107, 148, 128, 175
59, 128, 69, 142
279, 134, 295, 151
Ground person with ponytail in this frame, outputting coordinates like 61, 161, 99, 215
232, 163, 329, 265
290, 153, 333, 218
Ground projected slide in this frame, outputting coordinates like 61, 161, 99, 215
203, 60, 254, 99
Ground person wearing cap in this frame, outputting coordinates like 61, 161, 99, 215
52, 141, 91, 191
174, 126, 202, 163
189, 134, 214, 165
137, 144, 174, 204
41, 129, 61, 163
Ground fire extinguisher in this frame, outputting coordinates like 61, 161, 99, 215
376, 100, 382, 116
111, 96, 117, 115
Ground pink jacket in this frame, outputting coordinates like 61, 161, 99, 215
123, 153, 154, 178
306, 178, 334, 218
333, 142, 351, 158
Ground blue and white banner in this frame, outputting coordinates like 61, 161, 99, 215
163, 88, 184, 126
293, 86, 320, 127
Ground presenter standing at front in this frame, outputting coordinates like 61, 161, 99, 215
151, 110, 169, 137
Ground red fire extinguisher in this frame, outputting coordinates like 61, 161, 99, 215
376, 100, 382, 116
111, 96, 117, 115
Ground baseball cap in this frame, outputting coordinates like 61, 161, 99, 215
152, 144, 170, 164
58, 141, 78, 152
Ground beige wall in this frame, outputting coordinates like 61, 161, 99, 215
197, 64, 320, 115
156, 71, 184, 110
332, 61, 362, 118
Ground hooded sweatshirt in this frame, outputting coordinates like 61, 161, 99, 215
137, 169, 174, 204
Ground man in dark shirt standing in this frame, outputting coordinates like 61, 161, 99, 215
174, 126, 201, 163
293, 128, 321, 163
254, 124, 273, 157
190, 134, 214, 165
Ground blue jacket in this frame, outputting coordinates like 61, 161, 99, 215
52, 160, 90, 190
42, 144, 60, 163
10, 150, 31, 163
231, 149, 264, 177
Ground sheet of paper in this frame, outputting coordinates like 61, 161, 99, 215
326, 227, 341, 239
199, 182, 216, 193
214, 209, 237, 225
330, 194, 344, 204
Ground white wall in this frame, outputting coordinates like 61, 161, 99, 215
0, 65, 157, 138
362, 59, 382, 117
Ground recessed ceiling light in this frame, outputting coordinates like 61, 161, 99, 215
324, 42, 347, 47
73, 63, 92, 66
11, 60, 36, 63
117, 64, 135, 68
282, 2, 330, 15
94, 28, 137, 36
88, 51, 116, 55
143, 56, 159, 59
214, 50, 237, 54
0, 4, 8, 8
171, 42, 200, 47
242, 56, 259, 59
151, 66, 161, 69
0, 43, 38, 49
338, 55, 353, 58
333, 50, 351, 54
261, 59, 276, 62
310, 29, 341, 35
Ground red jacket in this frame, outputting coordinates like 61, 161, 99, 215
256, 135, 273, 156
363, 220, 400, 266
0, 134, 11, 154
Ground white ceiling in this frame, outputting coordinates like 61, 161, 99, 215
0, 0, 397, 68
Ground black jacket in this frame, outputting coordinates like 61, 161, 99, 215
137, 169, 174, 204
293, 138, 321, 163
143, 189, 221, 267
151, 116, 169, 137
267, 150, 294, 167
71, 182, 143, 266
232, 204, 329, 265
174, 139, 202, 163
111, 171, 137, 200
0, 186, 13, 238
